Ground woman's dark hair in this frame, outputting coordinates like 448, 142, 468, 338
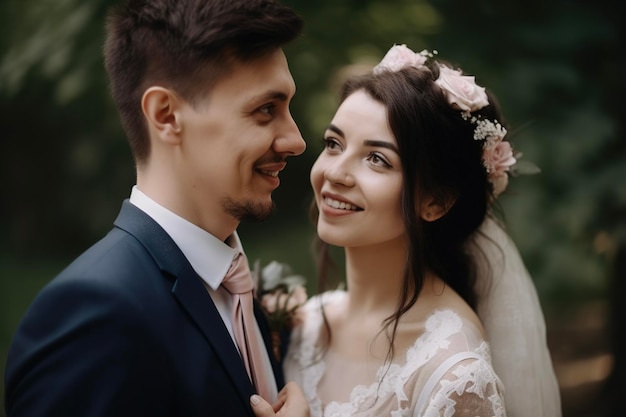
104, 0, 303, 164
313, 60, 506, 356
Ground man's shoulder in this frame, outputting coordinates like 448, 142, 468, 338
41, 226, 162, 302
64, 226, 150, 275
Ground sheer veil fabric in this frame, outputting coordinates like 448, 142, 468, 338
472, 217, 562, 417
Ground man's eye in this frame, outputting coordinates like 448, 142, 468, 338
259, 104, 276, 116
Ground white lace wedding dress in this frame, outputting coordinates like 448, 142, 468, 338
284, 291, 506, 417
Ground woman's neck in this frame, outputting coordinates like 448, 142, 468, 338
343, 236, 408, 318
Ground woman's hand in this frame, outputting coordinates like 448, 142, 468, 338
250, 381, 309, 417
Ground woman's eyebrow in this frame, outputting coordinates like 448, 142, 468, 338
364, 140, 399, 154
326, 124, 399, 154
326, 124, 345, 137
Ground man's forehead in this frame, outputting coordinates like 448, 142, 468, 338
198, 50, 295, 105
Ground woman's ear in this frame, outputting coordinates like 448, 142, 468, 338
419, 195, 456, 222
141, 86, 182, 144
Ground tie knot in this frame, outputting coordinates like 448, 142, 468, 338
222, 252, 253, 295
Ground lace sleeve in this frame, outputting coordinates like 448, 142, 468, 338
417, 355, 506, 417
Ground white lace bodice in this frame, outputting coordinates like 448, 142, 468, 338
284, 291, 506, 417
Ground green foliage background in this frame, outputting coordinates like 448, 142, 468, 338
1, 0, 624, 414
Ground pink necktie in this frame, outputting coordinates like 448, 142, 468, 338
222, 252, 272, 401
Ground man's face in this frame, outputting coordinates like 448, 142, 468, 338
176, 49, 305, 232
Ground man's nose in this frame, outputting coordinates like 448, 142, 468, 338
274, 114, 306, 156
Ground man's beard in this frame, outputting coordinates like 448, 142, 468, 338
223, 198, 275, 222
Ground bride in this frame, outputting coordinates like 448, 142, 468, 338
281, 45, 561, 416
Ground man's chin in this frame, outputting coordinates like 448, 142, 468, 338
223, 198, 275, 223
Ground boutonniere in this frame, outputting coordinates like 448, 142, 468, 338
253, 260, 308, 362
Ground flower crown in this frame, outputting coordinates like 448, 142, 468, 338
373, 44, 521, 197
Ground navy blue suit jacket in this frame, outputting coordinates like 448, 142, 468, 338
5, 200, 285, 416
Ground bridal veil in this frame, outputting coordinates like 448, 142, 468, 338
472, 216, 562, 417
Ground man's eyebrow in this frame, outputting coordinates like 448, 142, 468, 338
253, 90, 290, 103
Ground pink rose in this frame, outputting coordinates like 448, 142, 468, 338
373, 44, 428, 75
435, 65, 489, 112
483, 138, 516, 196
483, 139, 516, 174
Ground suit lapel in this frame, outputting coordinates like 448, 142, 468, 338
113, 200, 255, 405
171, 264, 255, 404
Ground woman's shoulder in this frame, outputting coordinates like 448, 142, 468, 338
413, 308, 490, 357
292, 289, 346, 335
416, 275, 488, 340
398, 307, 493, 382
284, 290, 346, 371
301, 289, 347, 316
308, 288, 347, 303
403, 309, 505, 415
426, 308, 484, 339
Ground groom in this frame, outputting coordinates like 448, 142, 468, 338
5, 1, 308, 416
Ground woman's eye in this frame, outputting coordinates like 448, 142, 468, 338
322, 137, 342, 151
367, 152, 391, 168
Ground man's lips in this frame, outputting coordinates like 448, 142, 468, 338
255, 162, 286, 177
258, 169, 280, 177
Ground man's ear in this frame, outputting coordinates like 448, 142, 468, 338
141, 86, 182, 144
419, 195, 456, 222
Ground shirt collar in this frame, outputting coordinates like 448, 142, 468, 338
129, 185, 240, 290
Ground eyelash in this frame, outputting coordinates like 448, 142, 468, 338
321, 138, 392, 168
367, 152, 392, 168
257, 103, 276, 120
321, 137, 341, 150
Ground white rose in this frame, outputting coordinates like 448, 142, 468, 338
435, 65, 489, 112
373, 44, 428, 74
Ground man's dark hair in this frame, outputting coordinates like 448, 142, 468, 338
104, 0, 303, 163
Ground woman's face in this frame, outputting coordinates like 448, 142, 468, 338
310, 90, 405, 248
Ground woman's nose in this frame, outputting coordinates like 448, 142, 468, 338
324, 159, 355, 187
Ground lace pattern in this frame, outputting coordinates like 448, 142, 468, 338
284, 291, 506, 417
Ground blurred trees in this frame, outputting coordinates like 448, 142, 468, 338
1, 0, 624, 415
1, 0, 624, 317
1, 0, 132, 259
